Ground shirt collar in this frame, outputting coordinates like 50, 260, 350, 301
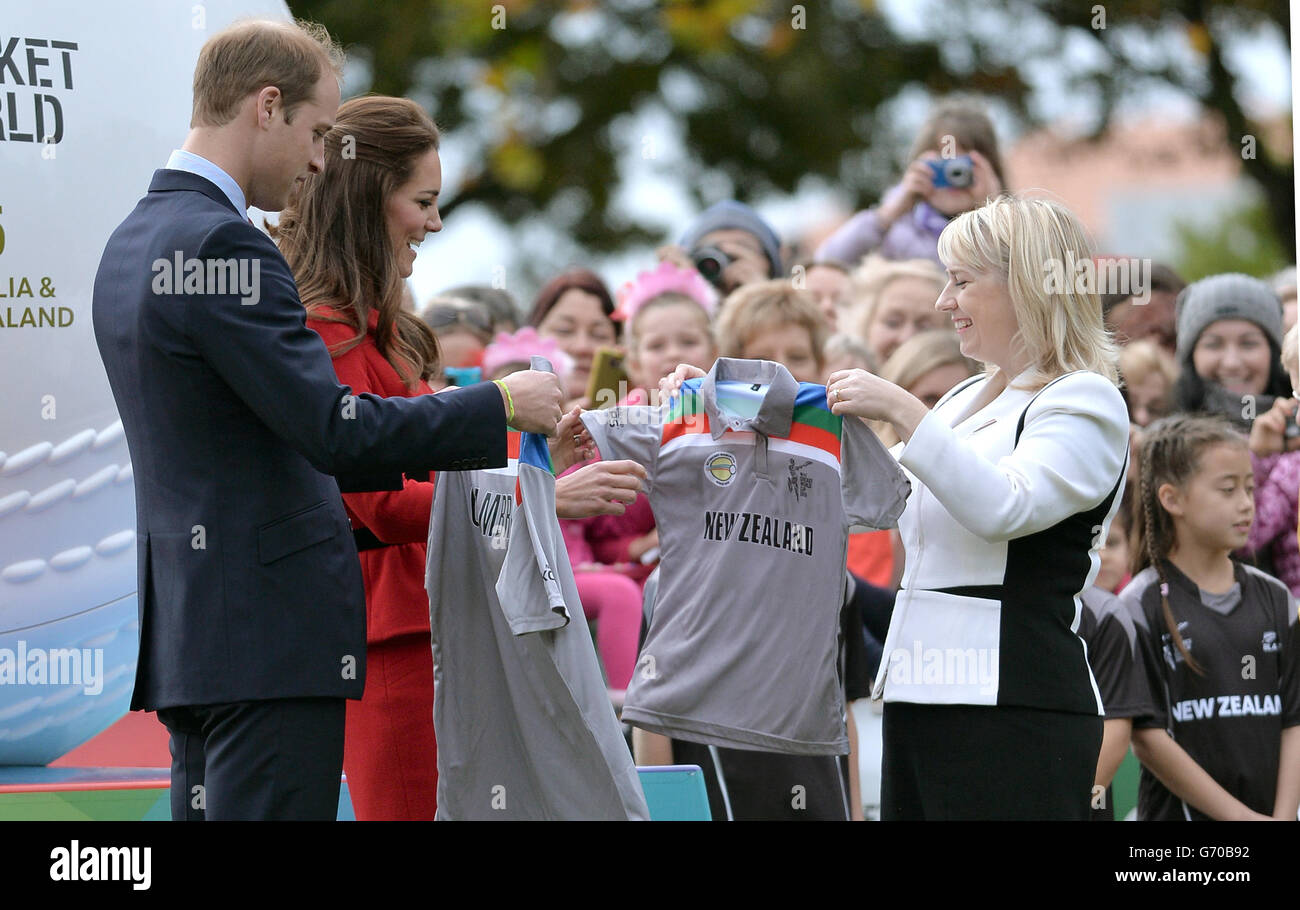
698, 357, 798, 440
165, 149, 248, 216
1159, 557, 1247, 597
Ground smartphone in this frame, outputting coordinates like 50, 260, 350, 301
586, 347, 630, 409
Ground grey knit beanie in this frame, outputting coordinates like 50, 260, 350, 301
1174, 272, 1283, 365
679, 201, 783, 279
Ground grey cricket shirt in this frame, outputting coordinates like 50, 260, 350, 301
581, 358, 910, 754
426, 425, 649, 820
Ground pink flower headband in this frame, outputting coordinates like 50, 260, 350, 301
613, 261, 718, 323
481, 327, 574, 380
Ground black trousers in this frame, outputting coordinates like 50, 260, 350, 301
881, 702, 1102, 820
672, 740, 852, 821
157, 697, 346, 820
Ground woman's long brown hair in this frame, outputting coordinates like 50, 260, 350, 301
1129, 413, 1250, 675
273, 95, 441, 388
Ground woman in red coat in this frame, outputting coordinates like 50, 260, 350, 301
274, 96, 627, 818
271, 96, 455, 819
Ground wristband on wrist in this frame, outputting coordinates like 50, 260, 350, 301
492, 379, 515, 425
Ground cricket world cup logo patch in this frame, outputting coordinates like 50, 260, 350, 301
705, 451, 738, 486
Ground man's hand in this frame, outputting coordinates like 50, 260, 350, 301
555, 460, 647, 519
498, 369, 564, 436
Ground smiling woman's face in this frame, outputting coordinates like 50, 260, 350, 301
1191, 319, 1272, 398
536, 289, 618, 399
865, 276, 946, 364
384, 147, 442, 279
935, 264, 1020, 372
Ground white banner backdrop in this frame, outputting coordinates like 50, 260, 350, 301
0, 0, 289, 764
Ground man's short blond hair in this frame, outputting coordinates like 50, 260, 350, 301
191, 18, 344, 127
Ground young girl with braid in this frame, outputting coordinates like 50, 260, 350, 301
1121, 414, 1300, 820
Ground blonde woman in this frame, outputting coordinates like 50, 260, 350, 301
825, 195, 1130, 820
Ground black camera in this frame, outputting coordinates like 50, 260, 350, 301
691, 245, 731, 289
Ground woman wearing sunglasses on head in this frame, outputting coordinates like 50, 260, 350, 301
420, 296, 495, 381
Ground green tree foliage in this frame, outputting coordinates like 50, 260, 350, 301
289, 0, 1028, 253
289, 0, 1292, 258
1172, 200, 1290, 281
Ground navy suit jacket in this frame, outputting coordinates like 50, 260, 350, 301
92, 169, 507, 710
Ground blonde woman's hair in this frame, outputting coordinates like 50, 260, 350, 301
846, 255, 946, 346
1283, 322, 1299, 382
871, 329, 980, 446
714, 280, 830, 368
1118, 339, 1177, 390
937, 194, 1120, 389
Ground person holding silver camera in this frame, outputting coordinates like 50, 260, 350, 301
817, 97, 1006, 267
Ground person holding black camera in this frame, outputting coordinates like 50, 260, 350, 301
657, 200, 784, 295
817, 97, 1005, 267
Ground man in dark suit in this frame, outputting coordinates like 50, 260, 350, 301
91, 19, 562, 820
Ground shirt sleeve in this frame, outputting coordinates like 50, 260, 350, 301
580, 404, 665, 492
1244, 452, 1300, 556
1082, 589, 1146, 718
185, 223, 507, 481
815, 208, 885, 265
1121, 587, 1168, 731
1280, 587, 1300, 728
897, 371, 1129, 543
321, 328, 435, 544
496, 433, 573, 635
841, 415, 911, 531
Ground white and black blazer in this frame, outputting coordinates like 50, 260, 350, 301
873, 367, 1130, 713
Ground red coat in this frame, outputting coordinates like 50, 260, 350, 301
307, 306, 434, 644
